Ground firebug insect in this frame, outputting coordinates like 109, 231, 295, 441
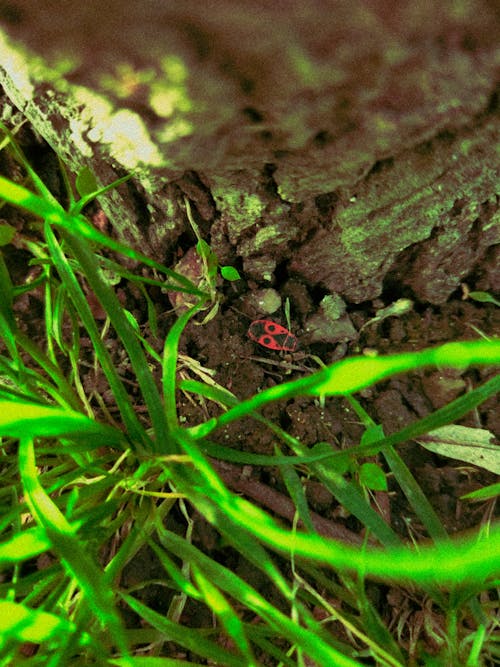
247, 320, 298, 352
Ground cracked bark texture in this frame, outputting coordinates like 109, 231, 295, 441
0, 0, 498, 303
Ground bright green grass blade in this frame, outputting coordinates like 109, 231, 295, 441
0, 600, 90, 647
53, 225, 169, 451
346, 395, 449, 543
0, 125, 200, 294
0, 399, 123, 442
7, 331, 83, 411
174, 430, 500, 586
0, 251, 15, 330
250, 417, 401, 546
147, 537, 199, 600
162, 303, 207, 441
309, 341, 500, 396
155, 530, 365, 667
278, 446, 315, 534
339, 574, 405, 664
188, 369, 498, 470
71, 171, 133, 215
187, 340, 500, 440
0, 309, 19, 363
157, 459, 298, 602
0, 174, 203, 294
44, 223, 151, 449
461, 481, 500, 501
122, 594, 249, 667
0, 349, 80, 411
110, 659, 211, 666
0, 528, 51, 564
383, 445, 449, 542
312, 455, 400, 546
335, 371, 500, 461
192, 565, 257, 666
18, 436, 132, 663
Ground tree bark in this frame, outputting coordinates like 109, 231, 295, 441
0, 0, 498, 302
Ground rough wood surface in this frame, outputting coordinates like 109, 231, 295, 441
0, 0, 498, 302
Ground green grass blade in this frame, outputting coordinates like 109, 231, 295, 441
249, 418, 401, 547
0, 600, 90, 647
162, 304, 207, 442
174, 431, 500, 586
278, 447, 315, 534
56, 226, 169, 451
18, 436, 131, 662
336, 372, 500, 461
0, 400, 123, 442
44, 223, 151, 449
313, 457, 401, 547
13, 331, 83, 411
122, 593, 249, 667
70, 172, 133, 215
187, 340, 500, 440
0, 528, 51, 564
154, 530, 366, 667
0, 174, 204, 294
383, 445, 449, 542
346, 395, 449, 543
192, 565, 257, 666
0, 251, 15, 330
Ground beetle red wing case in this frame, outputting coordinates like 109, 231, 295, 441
247, 320, 298, 352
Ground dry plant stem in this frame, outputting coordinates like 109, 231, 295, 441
212, 459, 363, 546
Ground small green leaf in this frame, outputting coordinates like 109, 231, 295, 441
0, 223, 15, 245
360, 424, 385, 446
75, 166, 99, 198
468, 291, 500, 307
220, 265, 241, 281
359, 462, 387, 491
196, 238, 211, 260
311, 442, 352, 474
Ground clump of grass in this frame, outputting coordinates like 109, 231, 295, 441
0, 122, 499, 666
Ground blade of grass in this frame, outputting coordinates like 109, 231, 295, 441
0, 600, 91, 648
384, 445, 449, 541
0, 251, 14, 330
152, 530, 369, 667
183, 371, 497, 479
338, 371, 500, 461
157, 457, 299, 603
0, 528, 51, 564
346, 395, 449, 543
173, 430, 500, 586
56, 224, 171, 451
192, 564, 258, 666
44, 223, 152, 449
14, 330, 83, 411
122, 593, 250, 667
221, 411, 401, 547
185, 341, 500, 442
278, 445, 315, 534
162, 303, 207, 441
18, 436, 132, 663
0, 173, 203, 294
0, 122, 202, 294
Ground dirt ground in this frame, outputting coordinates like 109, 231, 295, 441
2, 127, 499, 663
